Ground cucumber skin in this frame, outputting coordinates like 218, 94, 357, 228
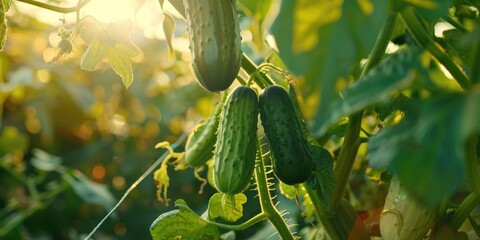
184, 101, 222, 167
214, 86, 258, 194
183, 0, 242, 92
259, 85, 314, 185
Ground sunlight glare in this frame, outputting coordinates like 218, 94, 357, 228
83, 0, 134, 23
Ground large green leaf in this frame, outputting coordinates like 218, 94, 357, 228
368, 91, 480, 206
239, 0, 272, 23
80, 19, 141, 88
150, 199, 221, 240
313, 48, 421, 135
270, 0, 387, 136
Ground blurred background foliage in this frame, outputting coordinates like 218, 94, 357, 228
0, 0, 395, 239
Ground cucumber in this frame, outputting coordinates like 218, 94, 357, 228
184, 98, 223, 167
259, 85, 314, 185
183, 0, 242, 92
213, 86, 258, 194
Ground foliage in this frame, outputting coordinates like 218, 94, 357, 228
1, 0, 480, 239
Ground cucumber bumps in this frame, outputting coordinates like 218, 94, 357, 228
259, 85, 314, 185
183, 0, 242, 92
214, 86, 258, 194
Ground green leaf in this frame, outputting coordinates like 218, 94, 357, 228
208, 193, 247, 222
307, 145, 336, 211
270, 0, 387, 135
150, 199, 221, 240
63, 170, 116, 211
368, 91, 480, 206
31, 149, 61, 172
313, 48, 421, 135
80, 20, 141, 88
163, 12, 176, 60
279, 182, 297, 199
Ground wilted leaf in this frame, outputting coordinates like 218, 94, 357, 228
63, 170, 116, 211
154, 164, 170, 205
80, 20, 141, 88
208, 193, 247, 222
150, 199, 220, 240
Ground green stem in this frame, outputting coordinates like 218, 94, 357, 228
303, 183, 341, 240
444, 16, 469, 33
254, 138, 295, 240
241, 54, 274, 87
450, 193, 480, 230
15, 0, 93, 13
331, 12, 398, 233
206, 213, 267, 231
400, 6, 470, 90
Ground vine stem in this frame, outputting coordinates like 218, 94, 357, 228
400, 6, 470, 90
206, 212, 267, 231
464, 136, 480, 200
15, 0, 93, 13
254, 137, 295, 240
450, 192, 480, 230
84, 132, 188, 240
332, 11, 398, 211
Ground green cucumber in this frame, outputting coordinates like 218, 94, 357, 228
259, 85, 314, 185
184, 98, 223, 167
183, 0, 242, 92
213, 86, 258, 194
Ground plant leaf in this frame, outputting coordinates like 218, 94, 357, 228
63, 170, 116, 212
307, 145, 336, 211
368, 91, 480, 206
150, 199, 221, 240
153, 163, 170, 205
80, 20, 141, 88
270, 0, 387, 136
31, 149, 62, 172
208, 193, 247, 222
313, 47, 421, 135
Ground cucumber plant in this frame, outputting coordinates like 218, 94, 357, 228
6, 0, 480, 239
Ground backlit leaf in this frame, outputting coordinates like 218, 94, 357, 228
270, 0, 387, 137
208, 193, 247, 222
80, 20, 141, 88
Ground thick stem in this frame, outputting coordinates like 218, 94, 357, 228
471, 41, 480, 85
450, 193, 480, 230
400, 6, 470, 90
254, 138, 295, 240
444, 16, 469, 33
303, 183, 341, 240
332, 11, 398, 212
15, 0, 92, 13
241, 54, 274, 87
